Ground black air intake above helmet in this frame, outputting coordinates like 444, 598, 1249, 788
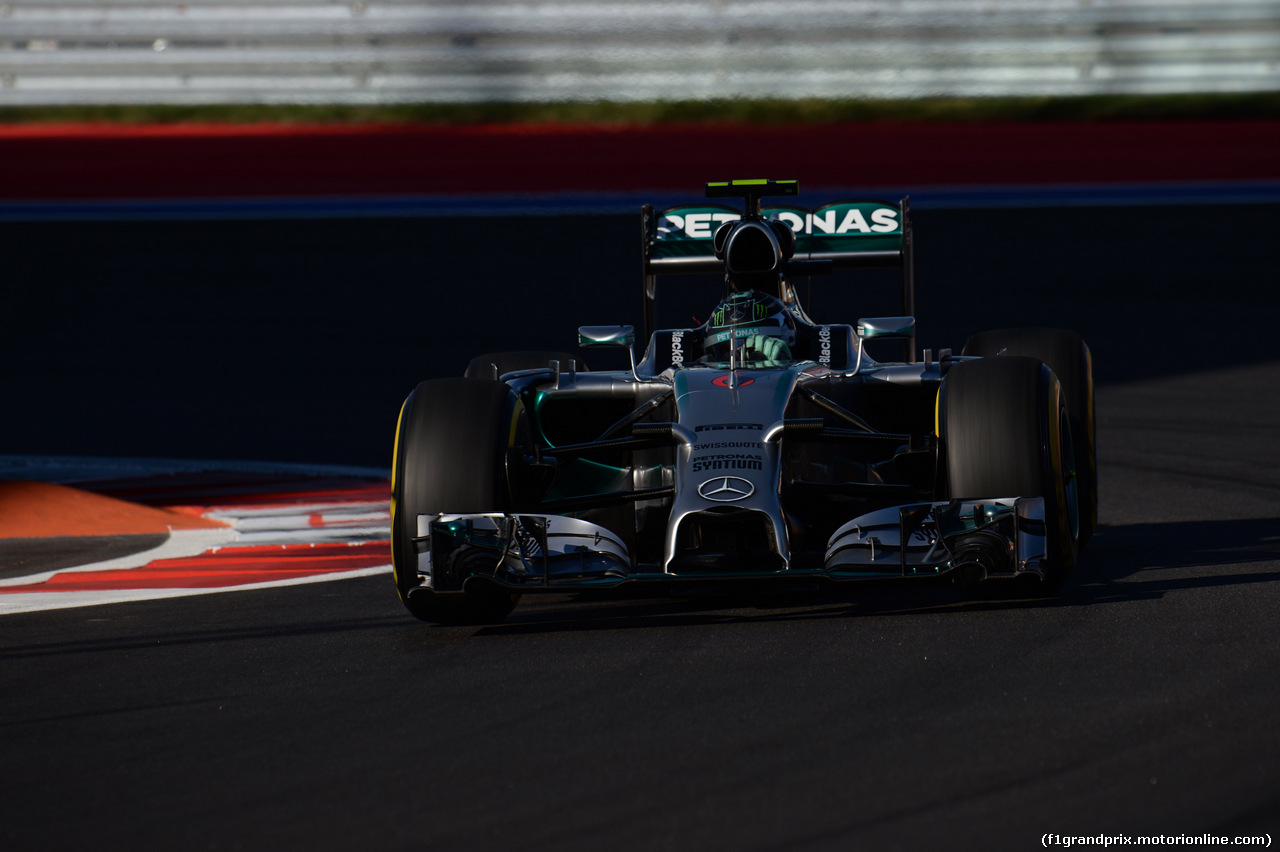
721, 221, 782, 274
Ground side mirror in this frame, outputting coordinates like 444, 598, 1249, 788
856, 316, 915, 340
579, 325, 637, 380
578, 325, 635, 348
852, 316, 917, 374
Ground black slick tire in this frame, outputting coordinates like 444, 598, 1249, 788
391, 377, 524, 624
962, 327, 1096, 546
940, 356, 1079, 597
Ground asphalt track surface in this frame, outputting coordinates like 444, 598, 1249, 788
4, 203, 1280, 850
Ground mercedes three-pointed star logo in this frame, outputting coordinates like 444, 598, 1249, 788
697, 476, 756, 502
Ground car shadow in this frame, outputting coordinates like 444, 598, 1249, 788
471, 517, 1280, 635
1063, 516, 1280, 604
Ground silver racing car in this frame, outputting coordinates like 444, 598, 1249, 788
391, 179, 1095, 624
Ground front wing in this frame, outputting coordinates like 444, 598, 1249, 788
403, 497, 1048, 599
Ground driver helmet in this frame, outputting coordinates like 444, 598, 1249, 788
702, 290, 797, 364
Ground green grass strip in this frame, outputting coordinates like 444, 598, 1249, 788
4, 93, 1280, 126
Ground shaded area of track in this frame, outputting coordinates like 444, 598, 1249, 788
0, 533, 167, 578
4, 359, 1280, 850
3, 203, 1280, 849
3, 204, 1279, 468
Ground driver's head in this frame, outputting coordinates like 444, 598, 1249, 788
703, 291, 797, 363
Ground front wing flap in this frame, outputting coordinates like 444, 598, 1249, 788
825, 497, 1048, 581
416, 513, 633, 591
408, 497, 1045, 594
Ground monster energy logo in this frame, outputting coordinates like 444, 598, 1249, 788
712, 302, 768, 327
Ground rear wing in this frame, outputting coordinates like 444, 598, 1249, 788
640, 196, 915, 359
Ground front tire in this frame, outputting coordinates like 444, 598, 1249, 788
940, 356, 1079, 596
963, 327, 1096, 545
391, 377, 524, 624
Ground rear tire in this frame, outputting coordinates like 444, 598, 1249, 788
464, 351, 587, 380
391, 377, 523, 624
940, 356, 1078, 597
963, 327, 1096, 545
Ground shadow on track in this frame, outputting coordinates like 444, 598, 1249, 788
1071, 517, 1280, 604
1089, 518, 1280, 573
0, 614, 406, 661
454, 517, 1280, 636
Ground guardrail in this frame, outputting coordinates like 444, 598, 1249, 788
1, 1, 1277, 105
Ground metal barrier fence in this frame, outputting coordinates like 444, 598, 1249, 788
1, 0, 1278, 105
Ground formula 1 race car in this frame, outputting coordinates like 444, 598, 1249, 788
391, 179, 1095, 624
